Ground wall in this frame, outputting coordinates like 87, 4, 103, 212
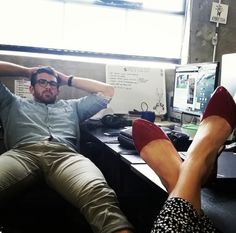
188, 0, 236, 64
0, 52, 175, 105
1, 0, 236, 117
0, 52, 106, 100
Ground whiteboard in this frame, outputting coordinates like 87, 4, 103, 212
106, 65, 166, 115
14, 79, 32, 99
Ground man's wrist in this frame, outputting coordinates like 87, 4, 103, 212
67, 75, 74, 86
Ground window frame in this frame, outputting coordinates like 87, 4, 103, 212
0, 0, 187, 64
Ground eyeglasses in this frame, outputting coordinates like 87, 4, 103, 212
36, 79, 58, 89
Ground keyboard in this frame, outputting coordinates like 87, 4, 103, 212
118, 126, 190, 150
164, 129, 190, 145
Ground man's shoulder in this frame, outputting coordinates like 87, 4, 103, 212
55, 98, 78, 107
0, 82, 17, 100
56, 97, 83, 104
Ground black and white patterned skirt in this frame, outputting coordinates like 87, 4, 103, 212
151, 197, 220, 233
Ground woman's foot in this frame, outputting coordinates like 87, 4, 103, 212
195, 86, 236, 184
203, 145, 224, 186
132, 119, 182, 193
169, 86, 236, 212
187, 86, 236, 186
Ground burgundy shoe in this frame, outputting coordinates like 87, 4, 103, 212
201, 86, 236, 186
201, 86, 236, 130
203, 145, 225, 187
132, 119, 169, 153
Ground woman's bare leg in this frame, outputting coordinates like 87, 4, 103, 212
140, 139, 182, 193
132, 119, 183, 193
169, 116, 232, 213
133, 86, 235, 214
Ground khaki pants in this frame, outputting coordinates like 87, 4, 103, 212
0, 141, 133, 233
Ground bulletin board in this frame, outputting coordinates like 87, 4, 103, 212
106, 65, 166, 115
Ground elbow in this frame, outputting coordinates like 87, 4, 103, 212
104, 84, 114, 98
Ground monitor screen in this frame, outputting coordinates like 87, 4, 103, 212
172, 62, 219, 116
220, 53, 236, 101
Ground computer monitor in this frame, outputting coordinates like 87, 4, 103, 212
172, 62, 219, 117
220, 53, 236, 101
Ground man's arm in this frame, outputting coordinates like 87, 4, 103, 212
0, 61, 36, 78
0, 61, 114, 97
57, 71, 114, 98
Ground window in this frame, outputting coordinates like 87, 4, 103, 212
0, 0, 187, 63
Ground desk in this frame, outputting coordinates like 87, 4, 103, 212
81, 123, 236, 233
131, 164, 166, 191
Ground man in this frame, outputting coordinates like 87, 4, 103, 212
0, 61, 133, 233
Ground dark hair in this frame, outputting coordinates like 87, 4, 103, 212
31, 67, 60, 86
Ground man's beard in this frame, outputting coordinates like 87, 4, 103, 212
34, 90, 57, 104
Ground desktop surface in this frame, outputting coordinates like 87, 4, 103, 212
82, 122, 236, 233
81, 121, 236, 233
82, 119, 236, 180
